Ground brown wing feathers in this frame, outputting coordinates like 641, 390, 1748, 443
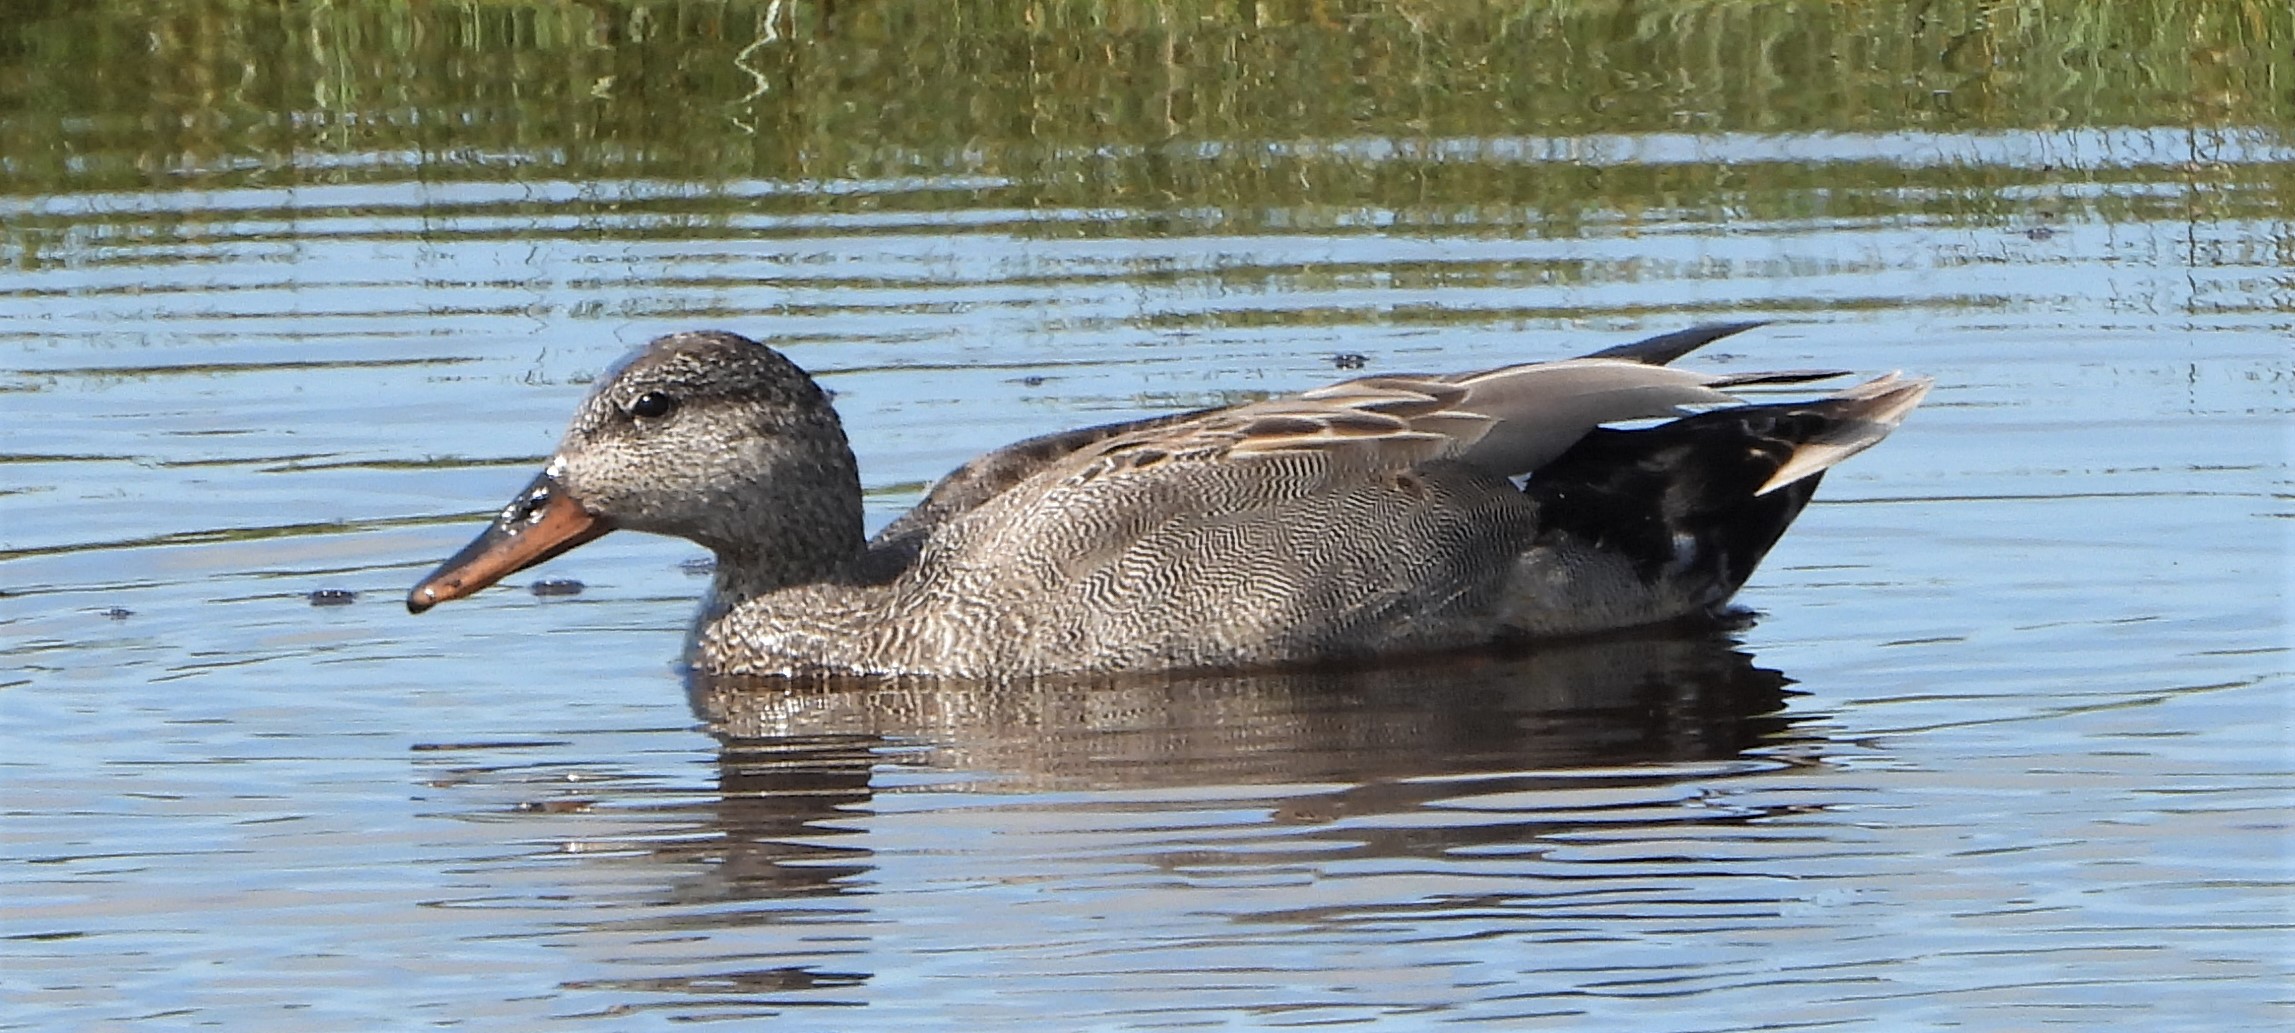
871, 323, 1896, 566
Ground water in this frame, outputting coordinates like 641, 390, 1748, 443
3, 3, 2291, 1029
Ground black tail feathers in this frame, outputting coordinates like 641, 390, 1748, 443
1525, 377, 1927, 606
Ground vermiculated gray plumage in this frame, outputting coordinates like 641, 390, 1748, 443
409, 325, 1930, 679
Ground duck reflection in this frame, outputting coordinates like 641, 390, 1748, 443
669, 628, 1806, 904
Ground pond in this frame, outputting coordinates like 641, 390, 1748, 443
3, 2, 2290, 1029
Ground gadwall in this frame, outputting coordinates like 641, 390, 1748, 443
408, 324, 1928, 678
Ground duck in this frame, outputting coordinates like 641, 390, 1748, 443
407, 323, 1928, 679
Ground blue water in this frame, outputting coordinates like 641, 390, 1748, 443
3, 127, 2290, 1030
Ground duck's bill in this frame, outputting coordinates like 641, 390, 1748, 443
406, 471, 615, 614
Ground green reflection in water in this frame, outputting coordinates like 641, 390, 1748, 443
4, 2, 2285, 183
0, 1, 2288, 276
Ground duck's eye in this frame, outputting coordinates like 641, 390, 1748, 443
628, 391, 677, 420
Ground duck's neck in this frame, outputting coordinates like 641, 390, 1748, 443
707, 531, 862, 606
699, 459, 868, 609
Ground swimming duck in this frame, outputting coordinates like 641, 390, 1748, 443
407, 324, 1928, 678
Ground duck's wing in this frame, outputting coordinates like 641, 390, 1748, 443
1287, 355, 1838, 479
867, 324, 1814, 572
1029, 349, 1828, 508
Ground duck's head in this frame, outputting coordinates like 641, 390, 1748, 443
406, 330, 863, 614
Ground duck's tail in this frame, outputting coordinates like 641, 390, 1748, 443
1748, 372, 1932, 495
1511, 374, 1931, 633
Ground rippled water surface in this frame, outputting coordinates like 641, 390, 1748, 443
3, 3, 2291, 1030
